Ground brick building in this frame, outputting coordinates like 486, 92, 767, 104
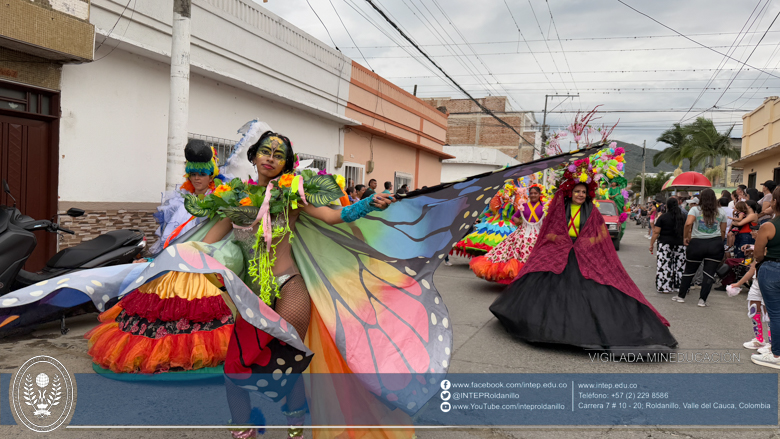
422, 96, 539, 163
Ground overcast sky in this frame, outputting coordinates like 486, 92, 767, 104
257, 0, 780, 150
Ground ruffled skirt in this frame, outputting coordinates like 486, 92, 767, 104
490, 251, 677, 354
85, 272, 234, 374
470, 221, 541, 284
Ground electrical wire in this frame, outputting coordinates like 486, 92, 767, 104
306, 0, 339, 50
617, 0, 780, 79
94, 0, 134, 53
326, 0, 373, 69
713, 9, 780, 107
362, 0, 539, 153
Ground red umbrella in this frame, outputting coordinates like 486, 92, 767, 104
665, 172, 712, 190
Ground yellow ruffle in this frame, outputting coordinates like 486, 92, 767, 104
137, 272, 222, 300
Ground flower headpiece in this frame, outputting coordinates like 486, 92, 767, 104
556, 157, 598, 199
590, 142, 626, 186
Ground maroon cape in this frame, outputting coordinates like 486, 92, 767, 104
515, 193, 670, 326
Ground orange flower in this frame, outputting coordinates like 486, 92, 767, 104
278, 174, 294, 188
616, 156, 624, 162
213, 184, 232, 197
240, 197, 252, 206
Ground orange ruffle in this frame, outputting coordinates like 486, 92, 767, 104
470, 256, 523, 284
137, 272, 223, 300
85, 322, 232, 374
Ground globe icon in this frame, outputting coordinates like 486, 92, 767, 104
35, 373, 49, 388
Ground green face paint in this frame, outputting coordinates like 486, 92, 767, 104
257, 136, 288, 166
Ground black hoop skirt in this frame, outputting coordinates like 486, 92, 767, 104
490, 250, 678, 354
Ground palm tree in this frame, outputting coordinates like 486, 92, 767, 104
682, 118, 739, 184
653, 123, 691, 170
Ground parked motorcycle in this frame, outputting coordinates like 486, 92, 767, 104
0, 179, 145, 334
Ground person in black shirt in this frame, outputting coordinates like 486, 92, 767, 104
650, 198, 686, 293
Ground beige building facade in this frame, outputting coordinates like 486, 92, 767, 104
731, 96, 780, 189
344, 63, 453, 191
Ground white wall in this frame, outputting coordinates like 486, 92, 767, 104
441, 163, 503, 183
59, 0, 355, 204
60, 48, 342, 204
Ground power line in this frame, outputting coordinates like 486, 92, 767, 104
544, 0, 578, 95
362, 0, 537, 151
336, 30, 780, 48
340, 0, 459, 93
384, 68, 780, 78
344, 44, 780, 58
306, 0, 339, 50
678, 0, 768, 123
713, 9, 780, 107
326, 0, 373, 70
617, 0, 780, 79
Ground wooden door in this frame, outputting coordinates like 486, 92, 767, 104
0, 114, 56, 271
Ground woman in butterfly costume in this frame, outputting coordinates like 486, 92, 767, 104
469, 183, 547, 284
490, 158, 678, 353
0, 121, 602, 437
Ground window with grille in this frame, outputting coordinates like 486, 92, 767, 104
188, 133, 237, 166
394, 172, 413, 193
344, 163, 364, 186
298, 153, 329, 172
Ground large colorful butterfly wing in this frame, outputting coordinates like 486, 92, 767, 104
291, 146, 601, 415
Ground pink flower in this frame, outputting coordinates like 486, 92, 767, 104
130, 322, 139, 333
617, 163, 624, 171
192, 323, 202, 332
615, 147, 625, 155
609, 142, 617, 149
568, 164, 576, 172
155, 327, 169, 339
220, 315, 230, 324
139, 323, 147, 334
247, 179, 259, 186
176, 319, 190, 331
317, 169, 328, 175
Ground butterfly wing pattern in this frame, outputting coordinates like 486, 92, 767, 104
0, 243, 312, 364
291, 146, 600, 414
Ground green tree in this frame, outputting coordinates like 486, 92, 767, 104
653, 123, 691, 170
631, 171, 671, 200
682, 118, 738, 185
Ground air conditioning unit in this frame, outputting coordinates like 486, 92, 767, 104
335, 154, 344, 168
367, 160, 375, 174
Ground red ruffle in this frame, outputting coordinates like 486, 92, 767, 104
120, 290, 231, 323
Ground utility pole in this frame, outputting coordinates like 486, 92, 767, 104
540, 94, 578, 155
166, 0, 192, 191
640, 140, 646, 204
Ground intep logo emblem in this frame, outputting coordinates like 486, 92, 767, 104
11, 356, 75, 432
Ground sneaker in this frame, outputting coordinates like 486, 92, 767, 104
672, 296, 685, 303
697, 299, 708, 307
751, 352, 780, 369
444, 261, 452, 266
744, 338, 766, 349
758, 344, 773, 354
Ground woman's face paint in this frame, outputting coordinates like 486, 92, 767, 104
254, 136, 288, 179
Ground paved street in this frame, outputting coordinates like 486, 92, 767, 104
2, 224, 779, 438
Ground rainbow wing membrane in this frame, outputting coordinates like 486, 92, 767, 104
291, 146, 601, 414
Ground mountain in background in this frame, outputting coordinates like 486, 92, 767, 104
613, 140, 691, 181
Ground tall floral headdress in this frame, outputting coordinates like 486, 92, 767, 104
556, 157, 598, 199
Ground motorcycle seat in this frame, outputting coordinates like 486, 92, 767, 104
47, 230, 141, 269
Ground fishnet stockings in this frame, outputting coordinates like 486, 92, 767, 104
276, 275, 310, 413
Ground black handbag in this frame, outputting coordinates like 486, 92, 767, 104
715, 263, 731, 279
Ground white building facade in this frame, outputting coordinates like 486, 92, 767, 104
440, 145, 519, 183
58, 0, 357, 247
